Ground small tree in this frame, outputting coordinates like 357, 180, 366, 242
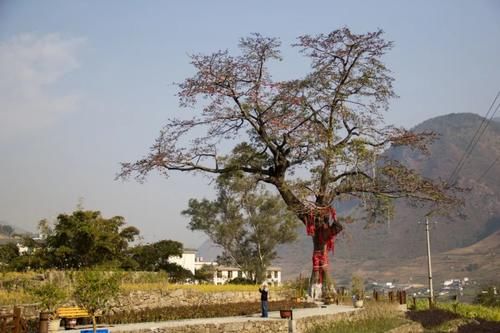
351, 275, 365, 301
183, 173, 299, 283
30, 281, 67, 318
73, 271, 120, 333
194, 264, 215, 283
475, 284, 500, 307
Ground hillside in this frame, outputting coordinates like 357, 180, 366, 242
275, 113, 500, 285
338, 230, 500, 285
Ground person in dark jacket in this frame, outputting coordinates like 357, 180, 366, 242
259, 282, 269, 317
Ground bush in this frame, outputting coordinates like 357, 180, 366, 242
475, 284, 500, 307
29, 281, 67, 313
227, 277, 254, 285
100, 300, 316, 324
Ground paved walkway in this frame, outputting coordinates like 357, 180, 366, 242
69, 304, 358, 332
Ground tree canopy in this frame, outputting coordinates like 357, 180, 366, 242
44, 210, 140, 269
120, 28, 456, 220
120, 28, 459, 293
0, 209, 194, 275
124, 239, 183, 271
183, 173, 299, 282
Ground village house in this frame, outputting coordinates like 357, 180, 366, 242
169, 249, 282, 285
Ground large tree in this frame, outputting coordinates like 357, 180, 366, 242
120, 28, 457, 296
124, 239, 183, 271
44, 210, 140, 269
182, 173, 299, 283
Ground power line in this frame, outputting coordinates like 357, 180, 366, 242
477, 155, 500, 182
447, 90, 500, 185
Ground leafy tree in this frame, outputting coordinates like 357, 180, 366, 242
228, 277, 254, 285
29, 281, 67, 316
16, 236, 45, 270
45, 210, 140, 269
0, 224, 14, 237
73, 270, 121, 333
120, 28, 458, 295
162, 262, 194, 283
125, 240, 183, 271
182, 174, 298, 282
0, 242, 19, 270
475, 284, 500, 307
194, 264, 215, 283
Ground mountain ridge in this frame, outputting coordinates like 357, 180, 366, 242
274, 112, 500, 284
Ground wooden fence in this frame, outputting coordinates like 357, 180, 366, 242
0, 307, 27, 333
373, 289, 407, 305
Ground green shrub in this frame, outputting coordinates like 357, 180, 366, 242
100, 300, 316, 324
475, 284, 500, 307
28, 281, 67, 313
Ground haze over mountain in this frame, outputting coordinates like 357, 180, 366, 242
274, 113, 500, 284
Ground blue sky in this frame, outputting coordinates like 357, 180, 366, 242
0, 0, 499, 247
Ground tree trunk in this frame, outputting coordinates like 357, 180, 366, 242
307, 212, 340, 300
255, 264, 265, 284
92, 315, 97, 333
309, 231, 330, 299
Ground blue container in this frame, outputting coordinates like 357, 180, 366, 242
80, 329, 109, 333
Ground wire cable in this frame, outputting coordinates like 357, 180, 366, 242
477, 155, 500, 183
447, 90, 500, 185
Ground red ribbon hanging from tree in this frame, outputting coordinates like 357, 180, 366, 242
305, 207, 338, 253
306, 209, 315, 235
306, 206, 340, 284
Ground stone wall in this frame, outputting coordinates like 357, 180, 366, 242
111, 311, 359, 333
113, 289, 294, 312
294, 311, 360, 332
113, 320, 289, 333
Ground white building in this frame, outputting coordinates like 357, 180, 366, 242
168, 248, 197, 275
212, 265, 282, 285
170, 249, 282, 285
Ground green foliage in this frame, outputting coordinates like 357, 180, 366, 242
44, 210, 139, 269
183, 173, 299, 283
475, 284, 500, 307
162, 263, 193, 283
437, 302, 500, 322
0, 224, 14, 236
73, 270, 121, 316
0, 243, 20, 270
351, 275, 365, 299
29, 281, 67, 313
99, 300, 315, 324
194, 265, 215, 283
124, 240, 183, 271
407, 301, 500, 332
227, 277, 254, 285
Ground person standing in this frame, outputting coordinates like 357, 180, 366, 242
259, 282, 269, 317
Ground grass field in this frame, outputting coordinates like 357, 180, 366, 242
408, 299, 500, 332
307, 302, 410, 333
0, 270, 279, 305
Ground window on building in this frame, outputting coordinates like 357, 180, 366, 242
238, 271, 242, 278
274, 271, 279, 279
228, 271, 233, 279
217, 270, 222, 278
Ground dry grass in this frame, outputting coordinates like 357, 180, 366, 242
308, 301, 409, 333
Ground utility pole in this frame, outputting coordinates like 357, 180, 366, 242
425, 216, 434, 307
